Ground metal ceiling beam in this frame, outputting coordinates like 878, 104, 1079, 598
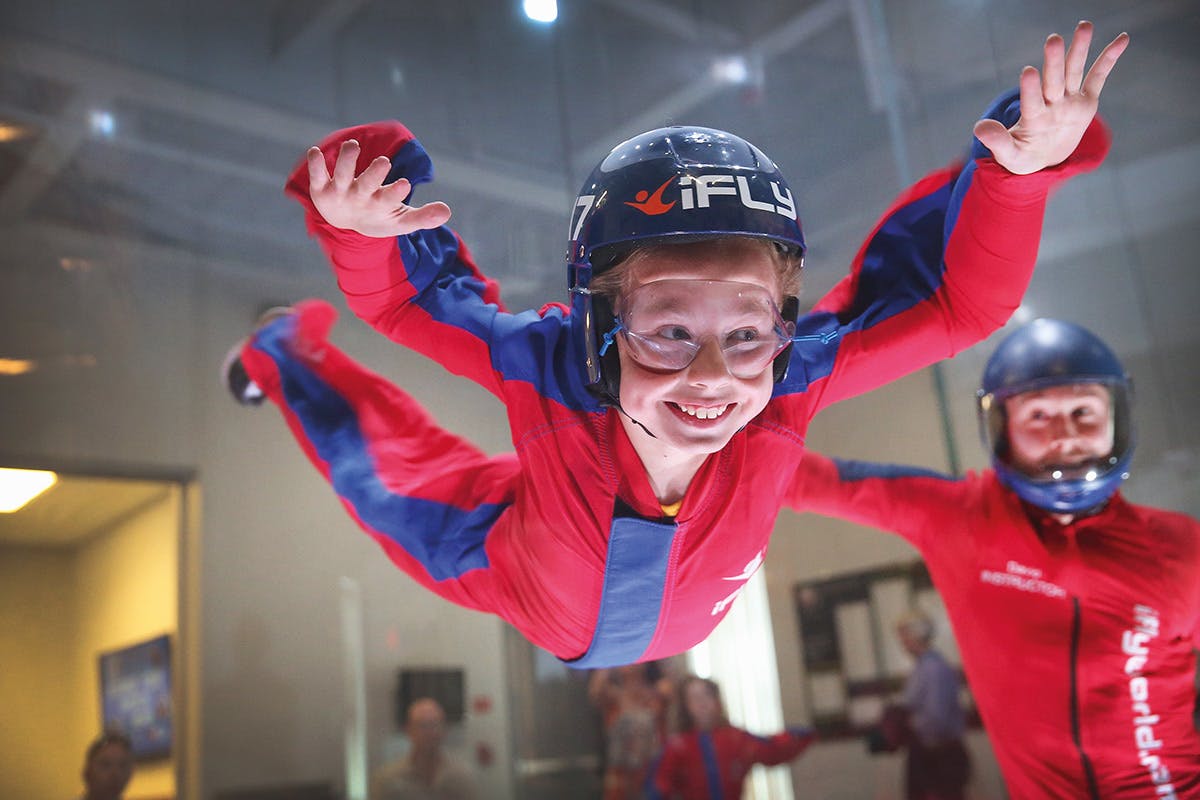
576, 0, 1191, 176
4, 219, 305, 285
271, 0, 375, 58
0, 92, 113, 220
571, 0, 848, 172
0, 36, 569, 218
850, 0, 1193, 106
591, 0, 739, 46
847, 0, 886, 112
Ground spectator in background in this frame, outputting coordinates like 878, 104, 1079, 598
589, 662, 675, 800
371, 697, 477, 800
893, 611, 970, 800
651, 675, 813, 800
79, 729, 134, 800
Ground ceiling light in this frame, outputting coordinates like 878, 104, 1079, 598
523, 0, 557, 23
712, 55, 750, 85
0, 358, 36, 376
59, 256, 94, 272
89, 109, 116, 138
0, 122, 33, 143
0, 468, 58, 513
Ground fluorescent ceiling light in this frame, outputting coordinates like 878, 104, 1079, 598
711, 55, 750, 85
0, 468, 58, 513
89, 109, 116, 138
0, 358, 37, 376
0, 122, 33, 143
523, 0, 557, 23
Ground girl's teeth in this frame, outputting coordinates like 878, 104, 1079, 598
678, 403, 728, 420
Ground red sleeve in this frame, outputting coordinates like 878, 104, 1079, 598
736, 727, 815, 767
284, 121, 505, 306
786, 451, 970, 551
283, 121, 583, 404
651, 736, 687, 798
806, 116, 1110, 412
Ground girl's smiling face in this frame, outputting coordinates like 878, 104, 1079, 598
612, 238, 784, 462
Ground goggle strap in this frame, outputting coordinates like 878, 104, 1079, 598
789, 329, 839, 345
598, 320, 624, 357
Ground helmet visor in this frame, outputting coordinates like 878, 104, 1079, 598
979, 378, 1134, 485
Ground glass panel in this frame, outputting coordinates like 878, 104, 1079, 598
504, 628, 602, 800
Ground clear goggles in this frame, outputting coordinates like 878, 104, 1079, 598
598, 279, 798, 379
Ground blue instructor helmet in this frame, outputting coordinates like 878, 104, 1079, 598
976, 318, 1135, 514
566, 125, 806, 402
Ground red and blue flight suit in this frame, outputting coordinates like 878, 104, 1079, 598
238, 90, 1110, 670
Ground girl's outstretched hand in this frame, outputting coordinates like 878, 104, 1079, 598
974, 21, 1129, 175
307, 139, 452, 237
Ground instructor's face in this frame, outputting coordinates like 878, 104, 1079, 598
1005, 383, 1114, 477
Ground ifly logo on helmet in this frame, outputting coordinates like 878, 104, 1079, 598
627, 173, 797, 219
624, 177, 678, 216
569, 172, 797, 241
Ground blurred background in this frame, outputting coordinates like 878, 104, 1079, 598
1, 1, 1196, 798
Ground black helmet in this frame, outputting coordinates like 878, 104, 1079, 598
565, 126, 806, 403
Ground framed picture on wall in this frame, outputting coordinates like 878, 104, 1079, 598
793, 561, 975, 738
98, 634, 173, 760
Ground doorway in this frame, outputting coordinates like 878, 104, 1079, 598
0, 466, 192, 800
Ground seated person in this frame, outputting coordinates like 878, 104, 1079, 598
79, 730, 134, 800
370, 697, 477, 800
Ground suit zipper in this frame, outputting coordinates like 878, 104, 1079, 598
1069, 595, 1101, 799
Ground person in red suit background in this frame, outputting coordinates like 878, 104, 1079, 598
791, 319, 1199, 798
650, 675, 813, 800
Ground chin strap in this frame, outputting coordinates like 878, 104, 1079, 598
1023, 497, 1109, 529
616, 403, 658, 440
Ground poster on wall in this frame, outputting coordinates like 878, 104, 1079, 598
793, 561, 940, 737
98, 634, 173, 760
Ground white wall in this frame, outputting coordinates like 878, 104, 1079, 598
75, 490, 180, 799
0, 545, 80, 800
1, 233, 515, 799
